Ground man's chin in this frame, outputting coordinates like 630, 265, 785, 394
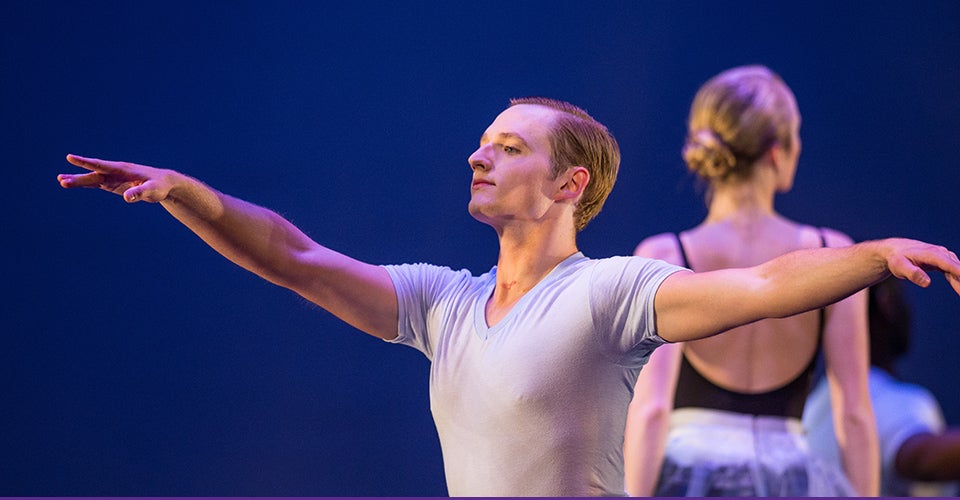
467, 204, 495, 227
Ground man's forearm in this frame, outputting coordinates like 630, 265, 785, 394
755, 241, 891, 319
160, 172, 317, 289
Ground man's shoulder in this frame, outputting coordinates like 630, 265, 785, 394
383, 261, 489, 290
581, 254, 686, 285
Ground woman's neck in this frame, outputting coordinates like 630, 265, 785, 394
705, 175, 777, 223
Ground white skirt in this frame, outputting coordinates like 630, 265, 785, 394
655, 408, 856, 497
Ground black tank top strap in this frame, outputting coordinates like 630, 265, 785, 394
812, 226, 828, 378
674, 232, 692, 268
817, 227, 827, 343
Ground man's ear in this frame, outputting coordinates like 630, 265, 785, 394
557, 166, 590, 201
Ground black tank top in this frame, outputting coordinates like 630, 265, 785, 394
672, 231, 826, 419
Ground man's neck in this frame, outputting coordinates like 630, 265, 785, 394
491, 223, 579, 306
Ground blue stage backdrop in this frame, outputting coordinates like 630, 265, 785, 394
4, 0, 959, 495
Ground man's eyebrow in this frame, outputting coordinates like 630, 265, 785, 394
479, 132, 531, 148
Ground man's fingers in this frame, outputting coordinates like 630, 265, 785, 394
900, 267, 932, 288
66, 154, 101, 171
921, 246, 960, 277
910, 268, 932, 288
888, 254, 932, 288
946, 272, 960, 296
57, 171, 104, 188
123, 185, 143, 202
66, 154, 124, 174
887, 242, 960, 292
122, 181, 166, 203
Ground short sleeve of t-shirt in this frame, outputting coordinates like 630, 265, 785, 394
587, 256, 687, 366
381, 262, 475, 360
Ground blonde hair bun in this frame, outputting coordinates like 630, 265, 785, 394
683, 129, 737, 180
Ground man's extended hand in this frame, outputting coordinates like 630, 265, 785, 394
881, 238, 960, 295
57, 154, 177, 203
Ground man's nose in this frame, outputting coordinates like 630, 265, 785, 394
468, 146, 490, 172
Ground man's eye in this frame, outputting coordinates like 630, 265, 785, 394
503, 145, 520, 153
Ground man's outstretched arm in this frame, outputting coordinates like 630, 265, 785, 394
653, 238, 960, 343
58, 154, 399, 340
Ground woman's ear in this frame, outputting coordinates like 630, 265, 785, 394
557, 166, 590, 201
768, 142, 788, 172
765, 142, 799, 193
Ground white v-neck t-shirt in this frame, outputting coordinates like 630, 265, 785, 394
384, 252, 685, 496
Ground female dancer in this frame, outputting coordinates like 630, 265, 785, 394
623, 65, 878, 496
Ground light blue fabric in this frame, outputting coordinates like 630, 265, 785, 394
803, 367, 959, 497
657, 408, 856, 497
383, 252, 685, 497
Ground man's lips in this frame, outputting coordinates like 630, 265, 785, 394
472, 179, 494, 189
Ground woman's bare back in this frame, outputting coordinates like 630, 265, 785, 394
676, 215, 826, 393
